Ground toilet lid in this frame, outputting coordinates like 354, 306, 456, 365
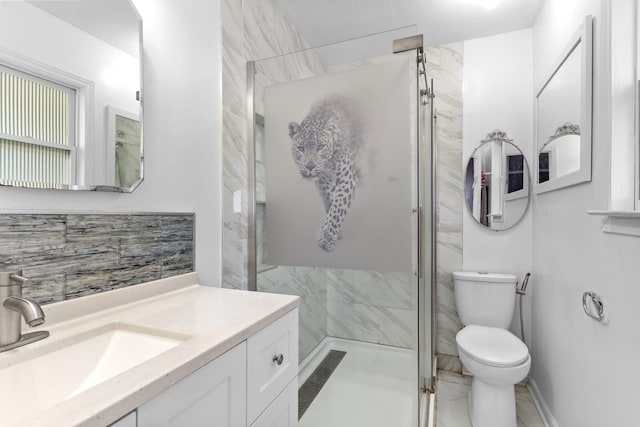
456, 325, 529, 367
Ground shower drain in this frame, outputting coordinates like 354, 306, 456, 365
298, 350, 347, 419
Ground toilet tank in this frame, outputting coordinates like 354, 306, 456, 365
453, 272, 517, 328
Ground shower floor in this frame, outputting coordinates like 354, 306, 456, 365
298, 337, 418, 427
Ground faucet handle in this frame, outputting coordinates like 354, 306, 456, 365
0, 271, 34, 287
10, 274, 33, 287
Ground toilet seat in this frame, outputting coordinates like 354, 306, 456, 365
457, 325, 528, 368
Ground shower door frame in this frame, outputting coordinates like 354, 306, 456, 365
247, 59, 258, 293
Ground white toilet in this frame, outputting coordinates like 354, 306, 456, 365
453, 271, 530, 427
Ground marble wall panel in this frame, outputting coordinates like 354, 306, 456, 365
221, 0, 245, 117
326, 269, 416, 349
0, 213, 194, 304
326, 300, 381, 344
438, 354, 463, 374
221, 0, 326, 290
426, 43, 464, 360
222, 107, 249, 290
258, 266, 327, 360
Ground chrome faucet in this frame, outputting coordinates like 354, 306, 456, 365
0, 271, 49, 352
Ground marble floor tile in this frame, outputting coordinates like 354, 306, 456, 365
436, 370, 545, 427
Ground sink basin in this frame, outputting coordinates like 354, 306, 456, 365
0, 323, 189, 426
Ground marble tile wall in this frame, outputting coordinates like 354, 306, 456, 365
326, 269, 415, 349
258, 266, 328, 360
221, 0, 326, 291
222, 0, 330, 360
0, 213, 194, 304
426, 44, 464, 360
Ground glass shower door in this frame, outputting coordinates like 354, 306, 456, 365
249, 43, 432, 426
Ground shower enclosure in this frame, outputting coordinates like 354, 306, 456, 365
247, 35, 435, 426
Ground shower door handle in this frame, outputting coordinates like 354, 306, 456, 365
418, 206, 424, 279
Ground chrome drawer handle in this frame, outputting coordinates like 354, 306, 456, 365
272, 353, 284, 365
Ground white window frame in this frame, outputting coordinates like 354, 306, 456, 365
0, 48, 94, 187
587, 0, 640, 234
504, 153, 529, 202
0, 63, 77, 185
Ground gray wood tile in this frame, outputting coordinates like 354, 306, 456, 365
0, 213, 194, 304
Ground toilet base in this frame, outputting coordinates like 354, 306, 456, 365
467, 377, 516, 427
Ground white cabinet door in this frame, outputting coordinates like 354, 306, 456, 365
109, 411, 136, 427
250, 379, 298, 427
247, 309, 298, 424
138, 342, 247, 427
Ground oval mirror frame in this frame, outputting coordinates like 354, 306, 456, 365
464, 130, 531, 231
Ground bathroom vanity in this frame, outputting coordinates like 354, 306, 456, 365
0, 273, 299, 426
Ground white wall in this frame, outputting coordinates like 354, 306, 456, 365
0, 0, 223, 287
462, 29, 534, 343
531, 0, 640, 425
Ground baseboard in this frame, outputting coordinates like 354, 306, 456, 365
528, 378, 559, 427
298, 336, 333, 384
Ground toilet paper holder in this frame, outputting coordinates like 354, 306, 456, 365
582, 291, 605, 321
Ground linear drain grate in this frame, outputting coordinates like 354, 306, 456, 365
298, 350, 347, 419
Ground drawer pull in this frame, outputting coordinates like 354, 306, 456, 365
272, 353, 284, 365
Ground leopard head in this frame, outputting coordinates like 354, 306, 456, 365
288, 119, 337, 178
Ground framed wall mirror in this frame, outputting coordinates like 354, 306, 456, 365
465, 130, 530, 231
534, 15, 592, 194
0, 0, 143, 192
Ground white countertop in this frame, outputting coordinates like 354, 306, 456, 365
0, 273, 299, 427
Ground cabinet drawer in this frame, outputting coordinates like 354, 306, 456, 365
247, 308, 298, 424
250, 378, 298, 427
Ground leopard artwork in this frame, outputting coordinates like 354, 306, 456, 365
288, 97, 360, 252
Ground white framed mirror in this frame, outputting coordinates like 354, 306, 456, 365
464, 130, 530, 231
534, 15, 593, 194
0, 0, 143, 192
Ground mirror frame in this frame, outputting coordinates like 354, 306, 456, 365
534, 15, 593, 194
0, 0, 143, 193
465, 130, 531, 231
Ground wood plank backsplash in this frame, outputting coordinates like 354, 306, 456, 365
0, 213, 194, 304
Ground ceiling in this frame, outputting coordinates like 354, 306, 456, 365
27, 0, 140, 57
275, 0, 545, 65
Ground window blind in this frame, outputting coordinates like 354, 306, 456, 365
0, 66, 75, 188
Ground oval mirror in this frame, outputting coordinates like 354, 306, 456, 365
0, 0, 143, 192
538, 123, 580, 184
464, 130, 530, 231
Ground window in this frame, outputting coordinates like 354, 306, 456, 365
506, 154, 525, 193
0, 64, 76, 189
538, 152, 550, 183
